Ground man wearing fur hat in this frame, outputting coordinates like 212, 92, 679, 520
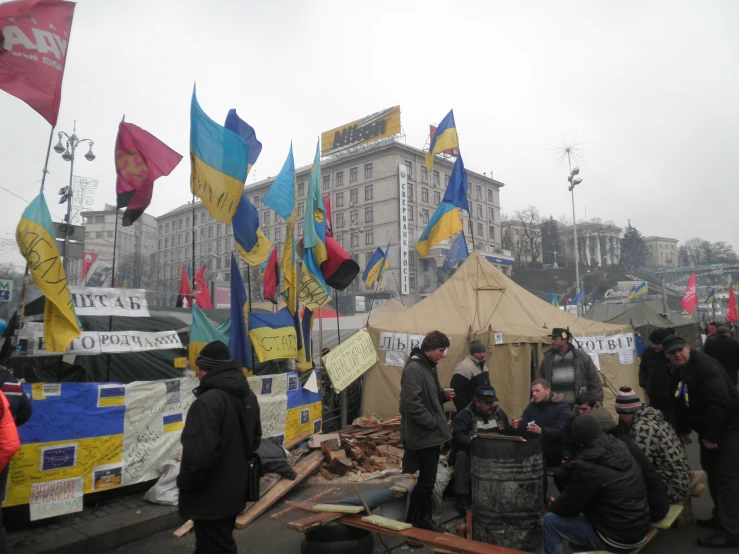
450, 340, 492, 413
178, 341, 262, 554
539, 328, 603, 408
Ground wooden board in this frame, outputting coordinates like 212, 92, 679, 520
283, 431, 312, 451
339, 514, 528, 554
309, 433, 341, 448
287, 511, 344, 532
234, 451, 324, 530
270, 487, 340, 520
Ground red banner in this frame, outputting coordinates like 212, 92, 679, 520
0, 0, 76, 125
680, 270, 698, 314
728, 287, 737, 323
194, 264, 212, 309
81, 251, 97, 281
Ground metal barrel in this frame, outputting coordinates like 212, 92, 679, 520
471, 434, 544, 552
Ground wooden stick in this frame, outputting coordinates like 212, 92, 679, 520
173, 519, 194, 538
466, 509, 472, 540
270, 487, 339, 519
354, 484, 391, 554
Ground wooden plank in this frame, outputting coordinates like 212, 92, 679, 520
234, 450, 324, 530
287, 511, 343, 532
283, 431, 312, 451
173, 519, 194, 538
466, 509, 472, 540
318, 466, 336, 480
270, 487, 340, 520
339, 514, 528, 554
309, 433, 341, 448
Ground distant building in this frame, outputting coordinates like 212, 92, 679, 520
644, 236, 678, 267
561, 222, 622, 267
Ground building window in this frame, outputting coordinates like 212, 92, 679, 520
477, 204, 483, 219
488, 207, 494, 222
409, 274, 416, 290
350, 188, 358, 204
298, 226, 304, 237
476, 185, 482, 200
408, 207, 414, 221
323, 175, 330, 190
365, 251, 374, 266
478, 223, 484, 237
298, 202, 304, 217
264, 229, 270, 241
365, 229, 374, 244
178, 234, 183, 245
408, 184, 414, 201
421, 167, 428, 184
350, 209, 358, 224
434, 191, 440, 205
165, 223, 170, 233
409, 228, 415, 242
336, 171, 344, 186
433, 171, 440, 186
186, 216, 190, 227
225, 237, 231, 250
253, 196, 260, 208
178, 218, 183, 230
444, 174, 450, 187
364, 163, 373, 179
263, 210, 271, 225
422, 188, 429, 203
275, 228, 281, 243
405, 160, 413, 177
468, 219, 473, 235
107, 231, 113, 238
164, 237, 169, 247
218, 224, 224, 236
365, 184, 373, 200
410, 252, 417, 269
96, 231, 102, 239
200, 212, 206, 224
489, 226, 495, 240
158, 225, 163, 235
350, 167, 358, 183
351, 232, 359, 247
336, 213, 344, 228
365, 206, 373, 223
298, 182, 305, 197
216, 257, 221, 270
216, 240, 222, 254
422, 209, 429, 224
488, 188, 494, 202
336, 192, 344, 207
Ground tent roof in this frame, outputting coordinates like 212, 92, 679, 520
370, 252, 631, 342
365, 299, 406, 325
603, 302, 694, 328
583, 299, 662, 323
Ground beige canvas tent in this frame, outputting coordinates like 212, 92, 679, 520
364, 299, 406, 325
363, 252, 643, 419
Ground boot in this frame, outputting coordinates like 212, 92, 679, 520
415, 499, 444, 534
404, 498, 424, 548
455, 494, 471, 515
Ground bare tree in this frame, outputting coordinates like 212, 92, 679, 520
501, 213, 514, 251
515, 206, 543, 267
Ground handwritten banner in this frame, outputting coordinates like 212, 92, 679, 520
324, 329, 379, 392
68, 287, 150, 317
29, 477, 83, 521
26, 330, 183, 357
571, 333, 635, 355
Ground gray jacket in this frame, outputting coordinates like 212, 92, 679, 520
400, 347, 452, 450
539, 345, 604, 403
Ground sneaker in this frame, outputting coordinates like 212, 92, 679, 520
696, 533, 739, 549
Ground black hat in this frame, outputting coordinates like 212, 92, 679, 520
470, 340, 486, 355
649, 328, 673, 345
196, 340, 231, 371
549, 328, 570, 340
475, 385, 499, 403
662, 334, 687, 354
572, 414, 603, 446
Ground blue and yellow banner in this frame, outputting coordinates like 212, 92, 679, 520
627, 281, 647, 301
233, 192, 272, 266
189, 304, 229, 371
16, 193, 80, 352
363, 246, 391, 287
224, 109, 262, 175
416, 203, 463, 258
190, 85, 247, 224
229, 254, 252, 371
263, 144, 296, 221
425, 109, 459, 173
248, 308, 299, 363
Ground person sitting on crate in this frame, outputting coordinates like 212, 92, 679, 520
451, 385, 509, 514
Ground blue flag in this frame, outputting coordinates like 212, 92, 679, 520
443, 232, 468, 271
262, 143, 296, 221
233, 192, 271, 265
229, 254, 252, 370
225, 109, 262, 174
442, 153, 469, 212
635, 333, 646, 358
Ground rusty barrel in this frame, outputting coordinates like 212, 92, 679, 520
471, 434, 544, 552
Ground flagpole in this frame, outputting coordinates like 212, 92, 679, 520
246, 264, 256, 369
387, 263, 405, 306
333, 288, 341, 345
16, 128, 56, 335
366, 280, 381, 325
191, 194, 196, 307
469, 213, 475, 251
105, 208, 121, 381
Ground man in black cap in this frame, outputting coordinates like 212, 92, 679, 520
539, 328, 603, 408
639, 327, 676, 422
178, 341, 262, 554
704, 326, 739, 386
450, 339, 492, 413
543, 415, 650, 554
452, 385, 509, 514
663, 333, 739, 548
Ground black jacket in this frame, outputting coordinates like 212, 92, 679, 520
519, 394, 571, 466
450, 356, 491, 413
549, 434, 650, 549
178, 363, 262, 520
608, 424, 670, 523
453, 401, 509, 452
671, 350, 739, 444
704, 335, 739, 385
639, 347, 673, 407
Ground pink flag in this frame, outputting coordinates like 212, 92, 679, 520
115, 119, 182, 226
680, 270, 698, 314
0, 0, 75, 125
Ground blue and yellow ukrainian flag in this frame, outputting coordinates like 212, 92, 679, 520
233, 192, 272, 266
224, 109, 262, 176
547, 288, 560, 307
363, 246, 391, 287
263, 144, 296, 221
425, 109, 459, 173
189, 304, 229, 371
190, 85, 247, 224
628, 281, 647, 301
229, 254, 252, 372
706, 288, 716, 305
162, 413, 184, 433
416, 152, 469, 257
16, 193, 80, 352
248, 308, 298, 363
299, 142, 331, 309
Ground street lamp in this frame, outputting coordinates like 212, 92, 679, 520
54, 122, 95, 274
567, 164, 583, 315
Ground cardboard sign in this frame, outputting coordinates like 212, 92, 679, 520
323, 329, 379, 393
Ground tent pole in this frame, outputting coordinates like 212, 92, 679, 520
366, 281, 381, 325
388, 263, 405, 306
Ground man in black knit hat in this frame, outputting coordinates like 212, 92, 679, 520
639, 327, 675, 422
450, 340, 492, 413
178, 341, 262, 554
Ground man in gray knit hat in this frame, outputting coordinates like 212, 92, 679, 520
450, 340, 492, 413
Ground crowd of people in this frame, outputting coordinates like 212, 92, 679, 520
399, 326, 739, 552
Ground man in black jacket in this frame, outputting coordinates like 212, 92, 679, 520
543, 415, 650, 554
178, 341, 262, 554
704, 326, 739, 386
664, 334, 739, 549
639, 328, 675, 421
450, 340, 491, 414
452, 386, 509, 514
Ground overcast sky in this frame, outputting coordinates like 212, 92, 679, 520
1, 0, 737, 269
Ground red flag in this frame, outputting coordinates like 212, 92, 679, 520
321, 236, 360, 290
263, 248, 279, 303
728, 287, 738, 323
0, 0, 75, 125
194, 264, 212, 309
323, 194, 333, 237
81, 251, 97, 281
680, 270, 698, 314
115, 119, 182, 226
176, 265, 192, 308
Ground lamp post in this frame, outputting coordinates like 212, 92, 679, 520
567, 163, 583, 315
54, 122, 95, 275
